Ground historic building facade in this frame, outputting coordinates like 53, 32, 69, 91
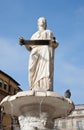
54, 104, 84, 130
0, 70, 22, 130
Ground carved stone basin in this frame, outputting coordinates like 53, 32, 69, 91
0, 91, 74, 130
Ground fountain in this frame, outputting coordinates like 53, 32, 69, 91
0, 17, 74, 130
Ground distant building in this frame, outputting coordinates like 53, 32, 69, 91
54, 104, 84, 130
0, 70, 22, 130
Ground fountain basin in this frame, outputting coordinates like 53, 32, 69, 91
0, 91, 74, 130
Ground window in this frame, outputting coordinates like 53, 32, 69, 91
8, 85, 16, 95
82, 121, 84, 129
0, 79, 2, 87
76, 120, 84, 130
62, 121, 66, 128
4, 82, 7, 90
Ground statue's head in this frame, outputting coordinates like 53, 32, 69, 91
37, 17, 47, 29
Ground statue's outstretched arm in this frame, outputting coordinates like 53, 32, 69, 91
19, 37, 32, 51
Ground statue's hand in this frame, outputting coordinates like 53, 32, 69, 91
19, 37, 25, 46
49, 40, 59, 48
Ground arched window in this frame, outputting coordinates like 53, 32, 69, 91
4, 82, 7, 90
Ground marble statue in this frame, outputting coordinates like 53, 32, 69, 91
19, 17, 59, 91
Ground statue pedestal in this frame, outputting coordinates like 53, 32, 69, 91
0, 91, 74, 130
19, 108, 54, 130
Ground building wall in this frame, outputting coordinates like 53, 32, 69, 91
0, 71, 21, 97
2, 114, 11, 130
54, 104, 84, 130
0, 70, 22, 130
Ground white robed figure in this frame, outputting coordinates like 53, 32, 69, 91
20, 17, 58, 91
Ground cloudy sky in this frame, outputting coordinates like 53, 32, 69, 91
0, 0, 84, 105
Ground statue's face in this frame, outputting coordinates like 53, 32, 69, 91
38, 17, 47, 29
